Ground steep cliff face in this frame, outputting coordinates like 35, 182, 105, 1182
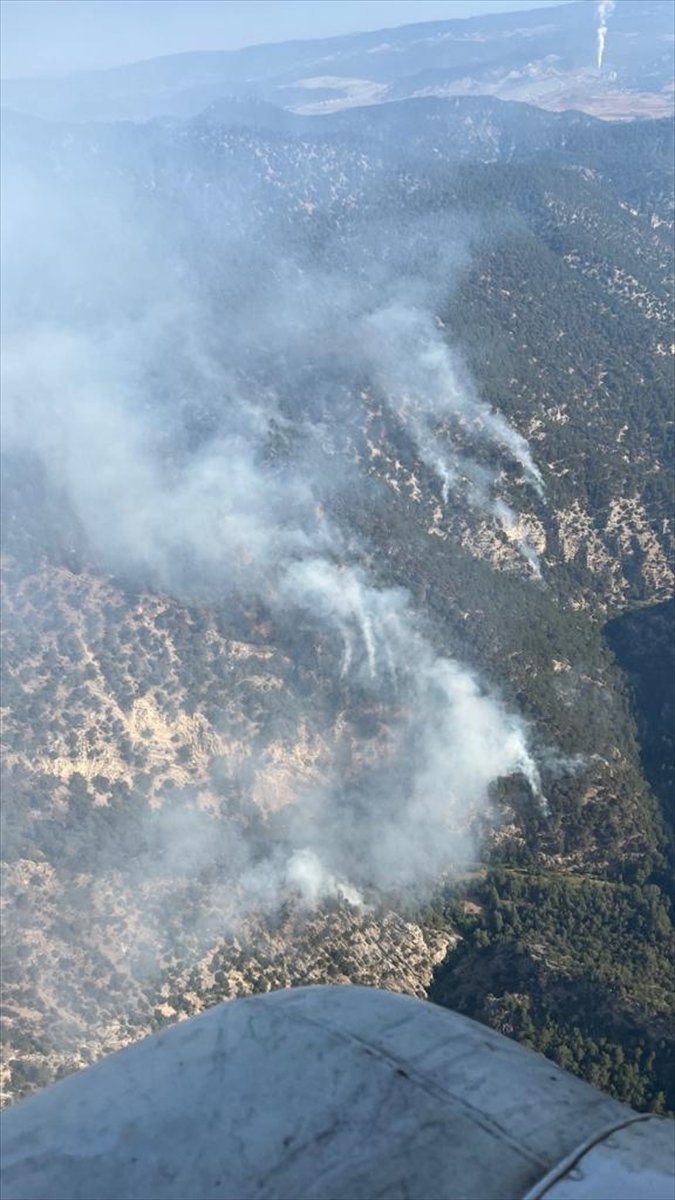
605, 598, 675, 824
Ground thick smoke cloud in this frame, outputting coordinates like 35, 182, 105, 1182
1, 116, 544, 919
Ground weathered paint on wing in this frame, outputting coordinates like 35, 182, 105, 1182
1, 985, 672, 1199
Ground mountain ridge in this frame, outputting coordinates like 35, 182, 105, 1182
2, 1, 672, 122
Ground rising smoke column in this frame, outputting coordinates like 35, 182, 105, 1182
361, 303, 545, 573
278, 554, 543, 895
596, 0, 615, 70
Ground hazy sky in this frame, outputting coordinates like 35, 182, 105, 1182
1, 0, 567, 78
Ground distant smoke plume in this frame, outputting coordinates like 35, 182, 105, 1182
596, 0, 614, 70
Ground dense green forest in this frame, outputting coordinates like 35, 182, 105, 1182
425, 857, 673, 1112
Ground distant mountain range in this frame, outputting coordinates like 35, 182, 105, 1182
2, 0, 673, 123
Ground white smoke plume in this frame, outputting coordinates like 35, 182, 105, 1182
362, 303, 545, 571
364, 304, 543, 496
1, 114, 545, 930
597, 0, 615, 70
286, 849, 364, 908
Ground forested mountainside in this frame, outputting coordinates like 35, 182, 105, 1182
2, 0, 673, 122
1, 94, 673, 1111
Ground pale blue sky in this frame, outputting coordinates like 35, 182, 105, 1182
1, 0, 568, 78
